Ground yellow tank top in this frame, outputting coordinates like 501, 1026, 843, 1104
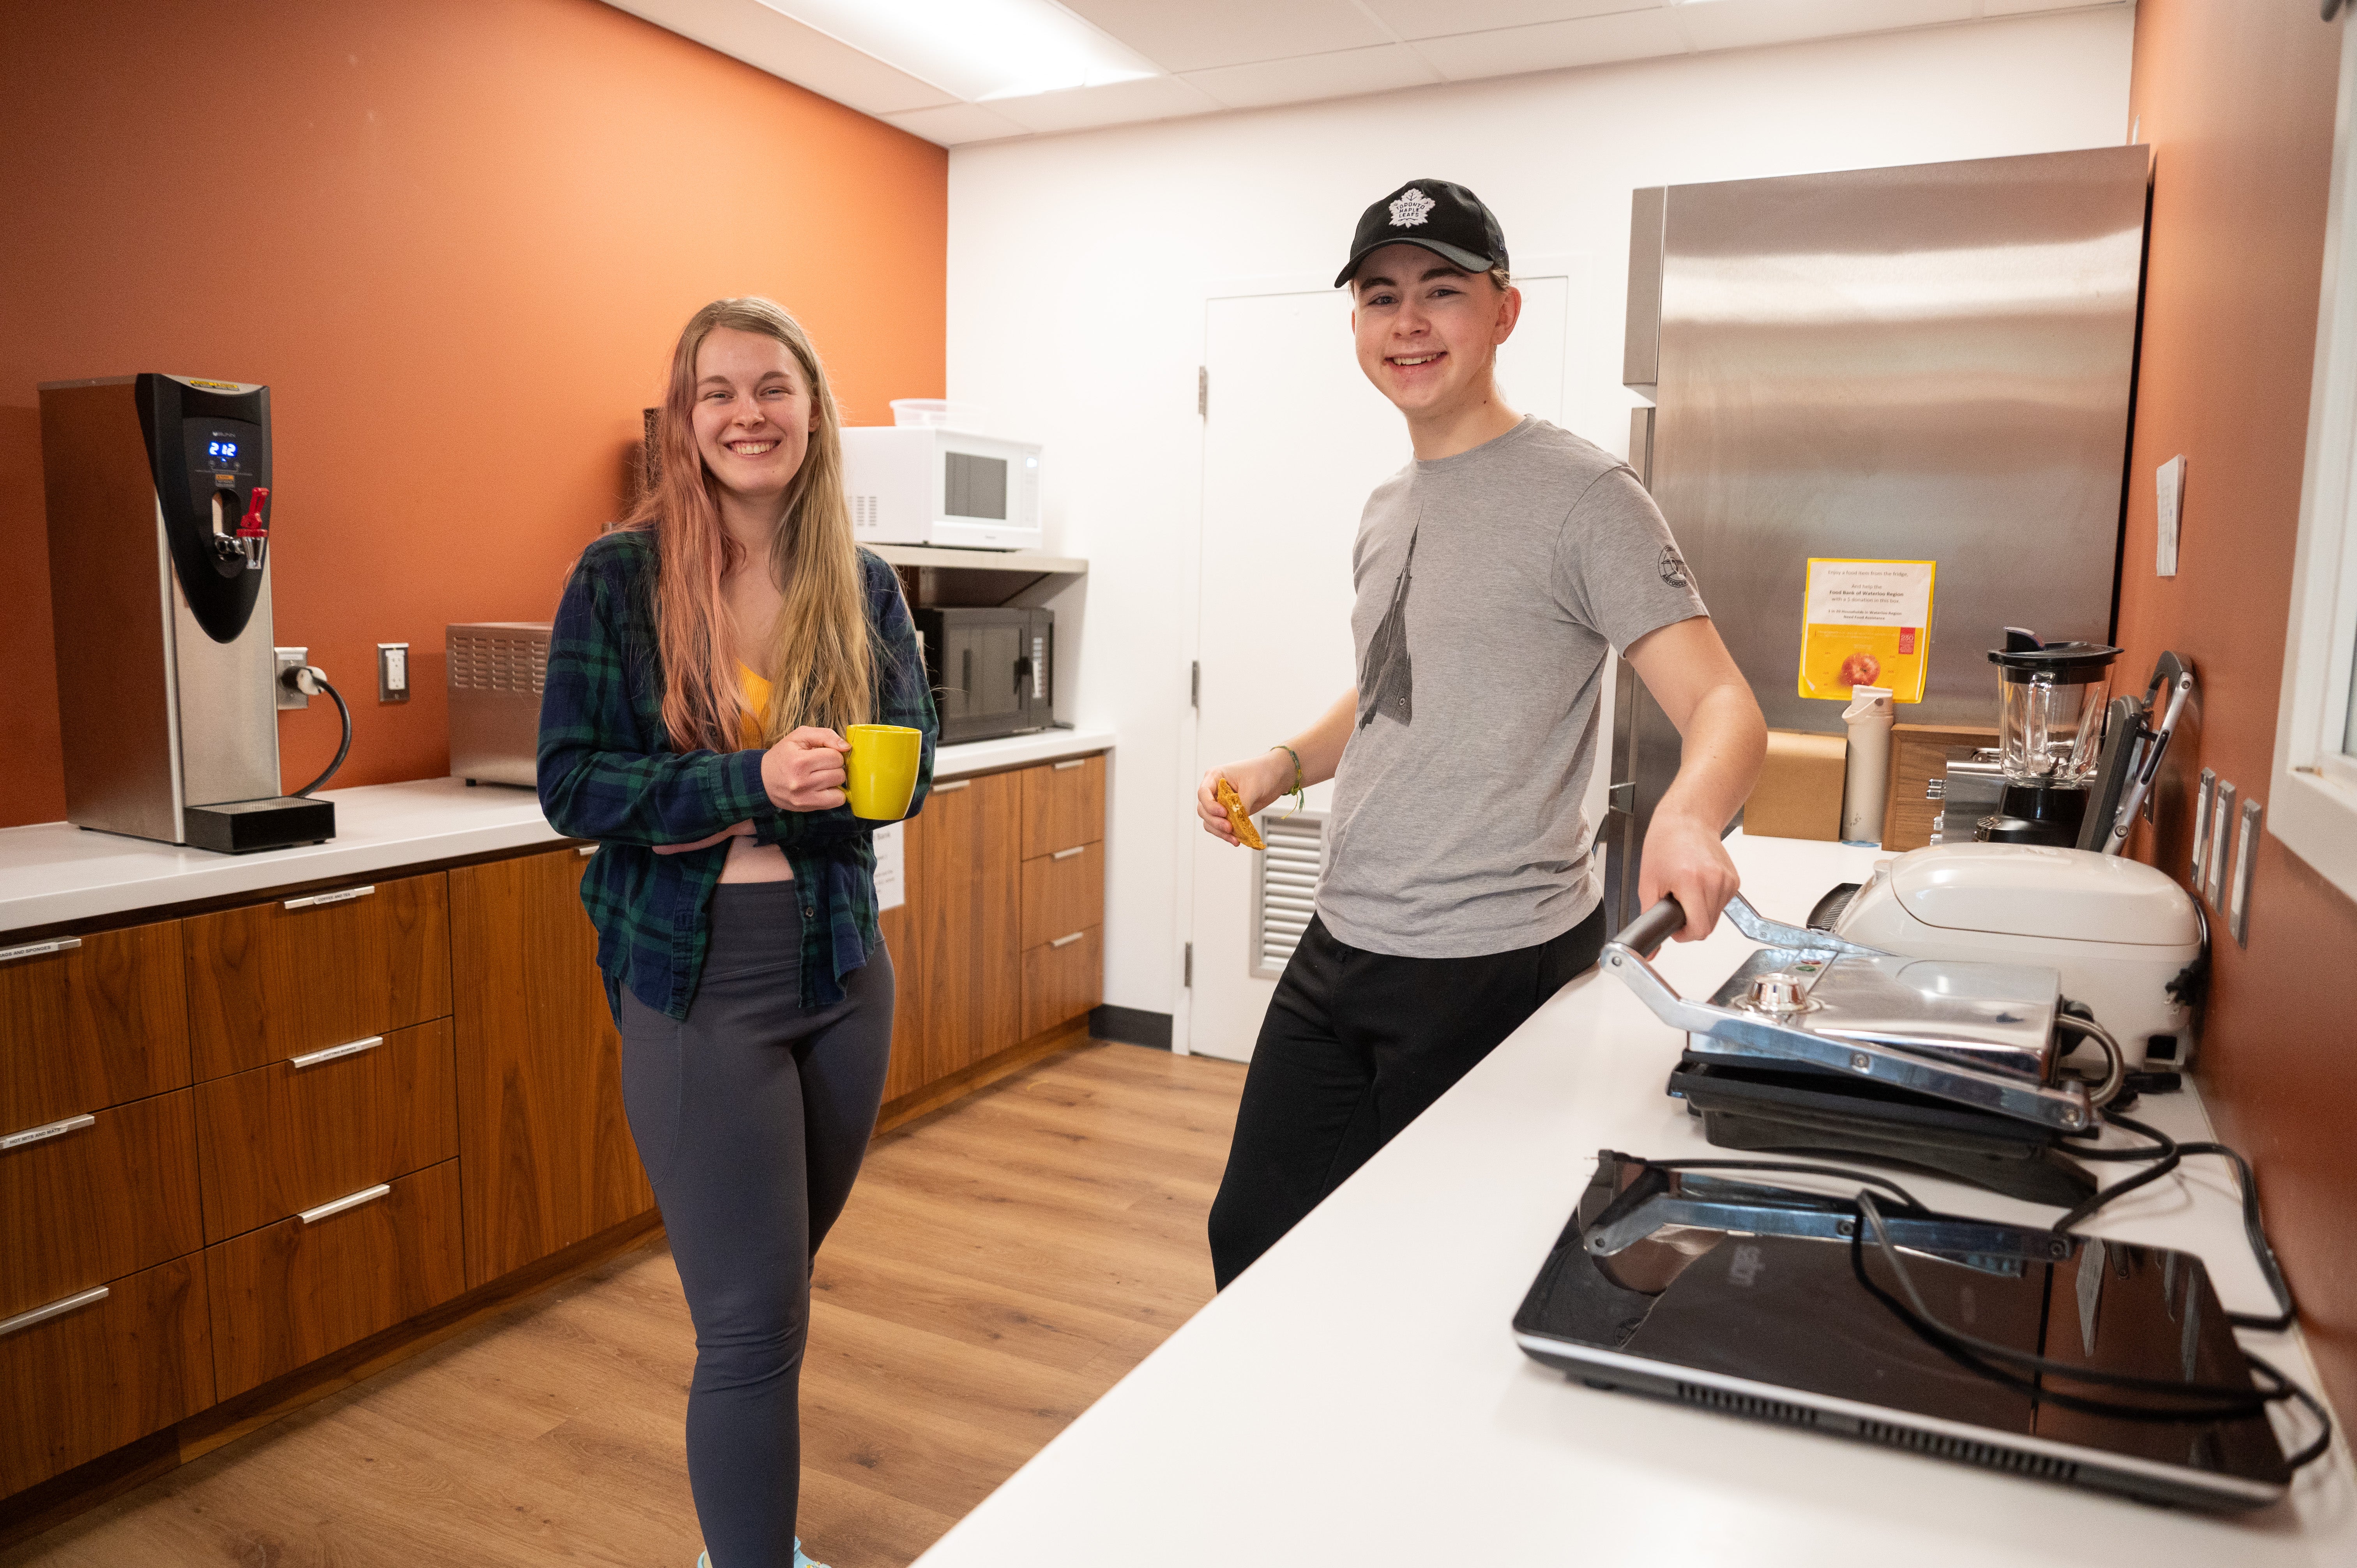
737, 664, 771, 750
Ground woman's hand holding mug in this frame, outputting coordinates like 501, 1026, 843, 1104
763, 727, 851, 812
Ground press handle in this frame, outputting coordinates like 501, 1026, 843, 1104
1612, 896, 1687, 959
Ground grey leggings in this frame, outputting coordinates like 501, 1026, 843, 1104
617, 882, 895, 1568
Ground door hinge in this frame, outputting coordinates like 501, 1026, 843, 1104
1197, 366, 1207, 418
1184, 941, 1193, 988
1190, 660, 1200, 709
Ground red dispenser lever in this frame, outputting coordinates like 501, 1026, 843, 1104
235, 486, 270, 570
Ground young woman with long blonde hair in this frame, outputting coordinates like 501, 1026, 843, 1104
540, 297, 937, 1568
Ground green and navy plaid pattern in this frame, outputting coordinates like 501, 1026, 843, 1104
538, 531, 937, 1021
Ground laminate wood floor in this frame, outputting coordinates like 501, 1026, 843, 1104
5, 1041, 1244, 1568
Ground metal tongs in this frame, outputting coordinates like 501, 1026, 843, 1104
1600, 895, 2096, 1134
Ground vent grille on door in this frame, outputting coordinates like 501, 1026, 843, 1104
852, 494, 878, 531
448, 632, 547, 695
1250, 809, 1327, 979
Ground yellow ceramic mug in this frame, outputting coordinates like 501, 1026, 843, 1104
843, 724, 922, 820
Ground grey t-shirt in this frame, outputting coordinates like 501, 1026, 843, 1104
1316, 415, 1708, 958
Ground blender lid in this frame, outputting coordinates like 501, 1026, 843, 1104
1987, 625, 2120, 682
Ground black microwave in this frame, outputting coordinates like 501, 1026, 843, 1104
914, 607, 1053, 745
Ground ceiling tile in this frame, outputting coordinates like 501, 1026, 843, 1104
1359, 0, 1664, 46
1182, 44, 1443, 110
882, 102, 1035, 146
1670, 0, 1975, 53
1413, 8, 1688, 81
984, 74, 1227, 136
602, 0, 957, 116
1057, 0, 1392, 73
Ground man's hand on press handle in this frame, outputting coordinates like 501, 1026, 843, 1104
1635, 808, 1740, 943
1197, 750, 1293, 847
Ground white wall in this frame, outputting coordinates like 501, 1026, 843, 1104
947, 9, 2135, 1024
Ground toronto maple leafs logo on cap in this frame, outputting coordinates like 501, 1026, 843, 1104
1389, 187, 1436, 228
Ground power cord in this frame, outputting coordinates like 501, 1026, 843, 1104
281, 666, 353, 798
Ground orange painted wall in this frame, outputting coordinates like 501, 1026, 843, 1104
0, 0, 945, 824
2123, 0, 2357, 1423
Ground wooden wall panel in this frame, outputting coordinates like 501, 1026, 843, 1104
184, 872, 451, 1079
0, 920, 189, 1133
194, 1019, 459, 1243
449, 849, 653, 1289
2123, 0, 2357, 1423
205, 1159, 466, 1400
0, 1090, 201, 1320
0, 1256, 212, 1497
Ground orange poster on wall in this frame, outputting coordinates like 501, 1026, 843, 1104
1798, 558, 1936, 703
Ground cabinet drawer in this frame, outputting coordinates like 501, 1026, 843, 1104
1021, 927, 1102, 1041
1021, 841, 1104, 951
0, 1255, 214, 1497
1020, 753, 1104, 860
0, 1090, 202, 1320
196, 1018, 459, 1243
185, 871, 453, 1080
206, 1158, 466, 1400
0, 920, 191, 1132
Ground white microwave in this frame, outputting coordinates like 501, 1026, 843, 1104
839, 427, 1042, 550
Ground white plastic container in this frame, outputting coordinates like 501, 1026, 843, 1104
890, 398, 986, 432
1840, 685, 1894, 844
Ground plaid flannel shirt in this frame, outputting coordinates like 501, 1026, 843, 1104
537, 530, 937, 1021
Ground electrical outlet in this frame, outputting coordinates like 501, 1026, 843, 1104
274, 646, 309, 710
378, 642, 411, 703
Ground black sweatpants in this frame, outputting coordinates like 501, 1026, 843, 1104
616, 882, 896, 1568
1206, 907, 1606, 1289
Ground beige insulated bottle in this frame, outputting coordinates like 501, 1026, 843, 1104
1841, 685, 1895, 844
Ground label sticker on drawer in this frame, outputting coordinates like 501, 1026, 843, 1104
873, 821, 905, 912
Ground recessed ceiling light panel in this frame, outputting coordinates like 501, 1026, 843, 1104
759, 0, 1161, 102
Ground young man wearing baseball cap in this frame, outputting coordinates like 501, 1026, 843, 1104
1197, 178, 1767, 1288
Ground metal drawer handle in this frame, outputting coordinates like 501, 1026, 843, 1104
2, 1113, 97, 1153
300, 1183, 392, 1225
283, 885, 375, 911
1050, 931, 1086, 948
933, 779, 971, 792
0, 1285, 110, 1340
1051, 845, 1086, 861
578, 844, 598, 857
1052, 759, 1084, 771
0, 936, 81, 966
289, 1035, 383, 1070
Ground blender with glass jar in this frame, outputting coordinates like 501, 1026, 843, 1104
1975, 627, 2121, 846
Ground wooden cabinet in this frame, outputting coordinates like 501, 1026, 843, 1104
449, 848, 654, 1289
0, 1255, 214, 1497
907, 773, 1025, 1081
875, 846, 928, 1106
0, 1091, 202, 1321
194, 1019, 459, 1243
205, 1160, 466, 1400
1021, 841, 1104, 951
1022, 928, 1103, 1041
0, 921, 189, 1135
184, 872, 452, 1080
1022, 754, 1105, 859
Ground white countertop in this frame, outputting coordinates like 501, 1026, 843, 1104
0, 728, 1115, 934
914, 833, 2356, 1568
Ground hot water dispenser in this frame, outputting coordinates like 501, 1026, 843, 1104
41, 374, 336, 853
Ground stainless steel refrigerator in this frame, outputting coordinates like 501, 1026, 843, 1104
1602, 145, 2151, 928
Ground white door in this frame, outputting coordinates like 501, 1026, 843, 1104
1186, 276, 1575, 1061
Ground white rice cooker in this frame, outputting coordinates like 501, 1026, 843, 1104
1830, 842, 2205, 1070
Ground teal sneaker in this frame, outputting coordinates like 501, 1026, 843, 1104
795, 1540, 829, 1568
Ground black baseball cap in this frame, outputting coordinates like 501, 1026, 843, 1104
1334, 178, 1508, 289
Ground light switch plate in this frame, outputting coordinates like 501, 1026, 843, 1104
274, 646, 309, 710
377, 642, 411, 703
2156, 454, 2186, 577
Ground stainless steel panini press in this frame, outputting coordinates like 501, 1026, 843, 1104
1601, 897, 2111, 1202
